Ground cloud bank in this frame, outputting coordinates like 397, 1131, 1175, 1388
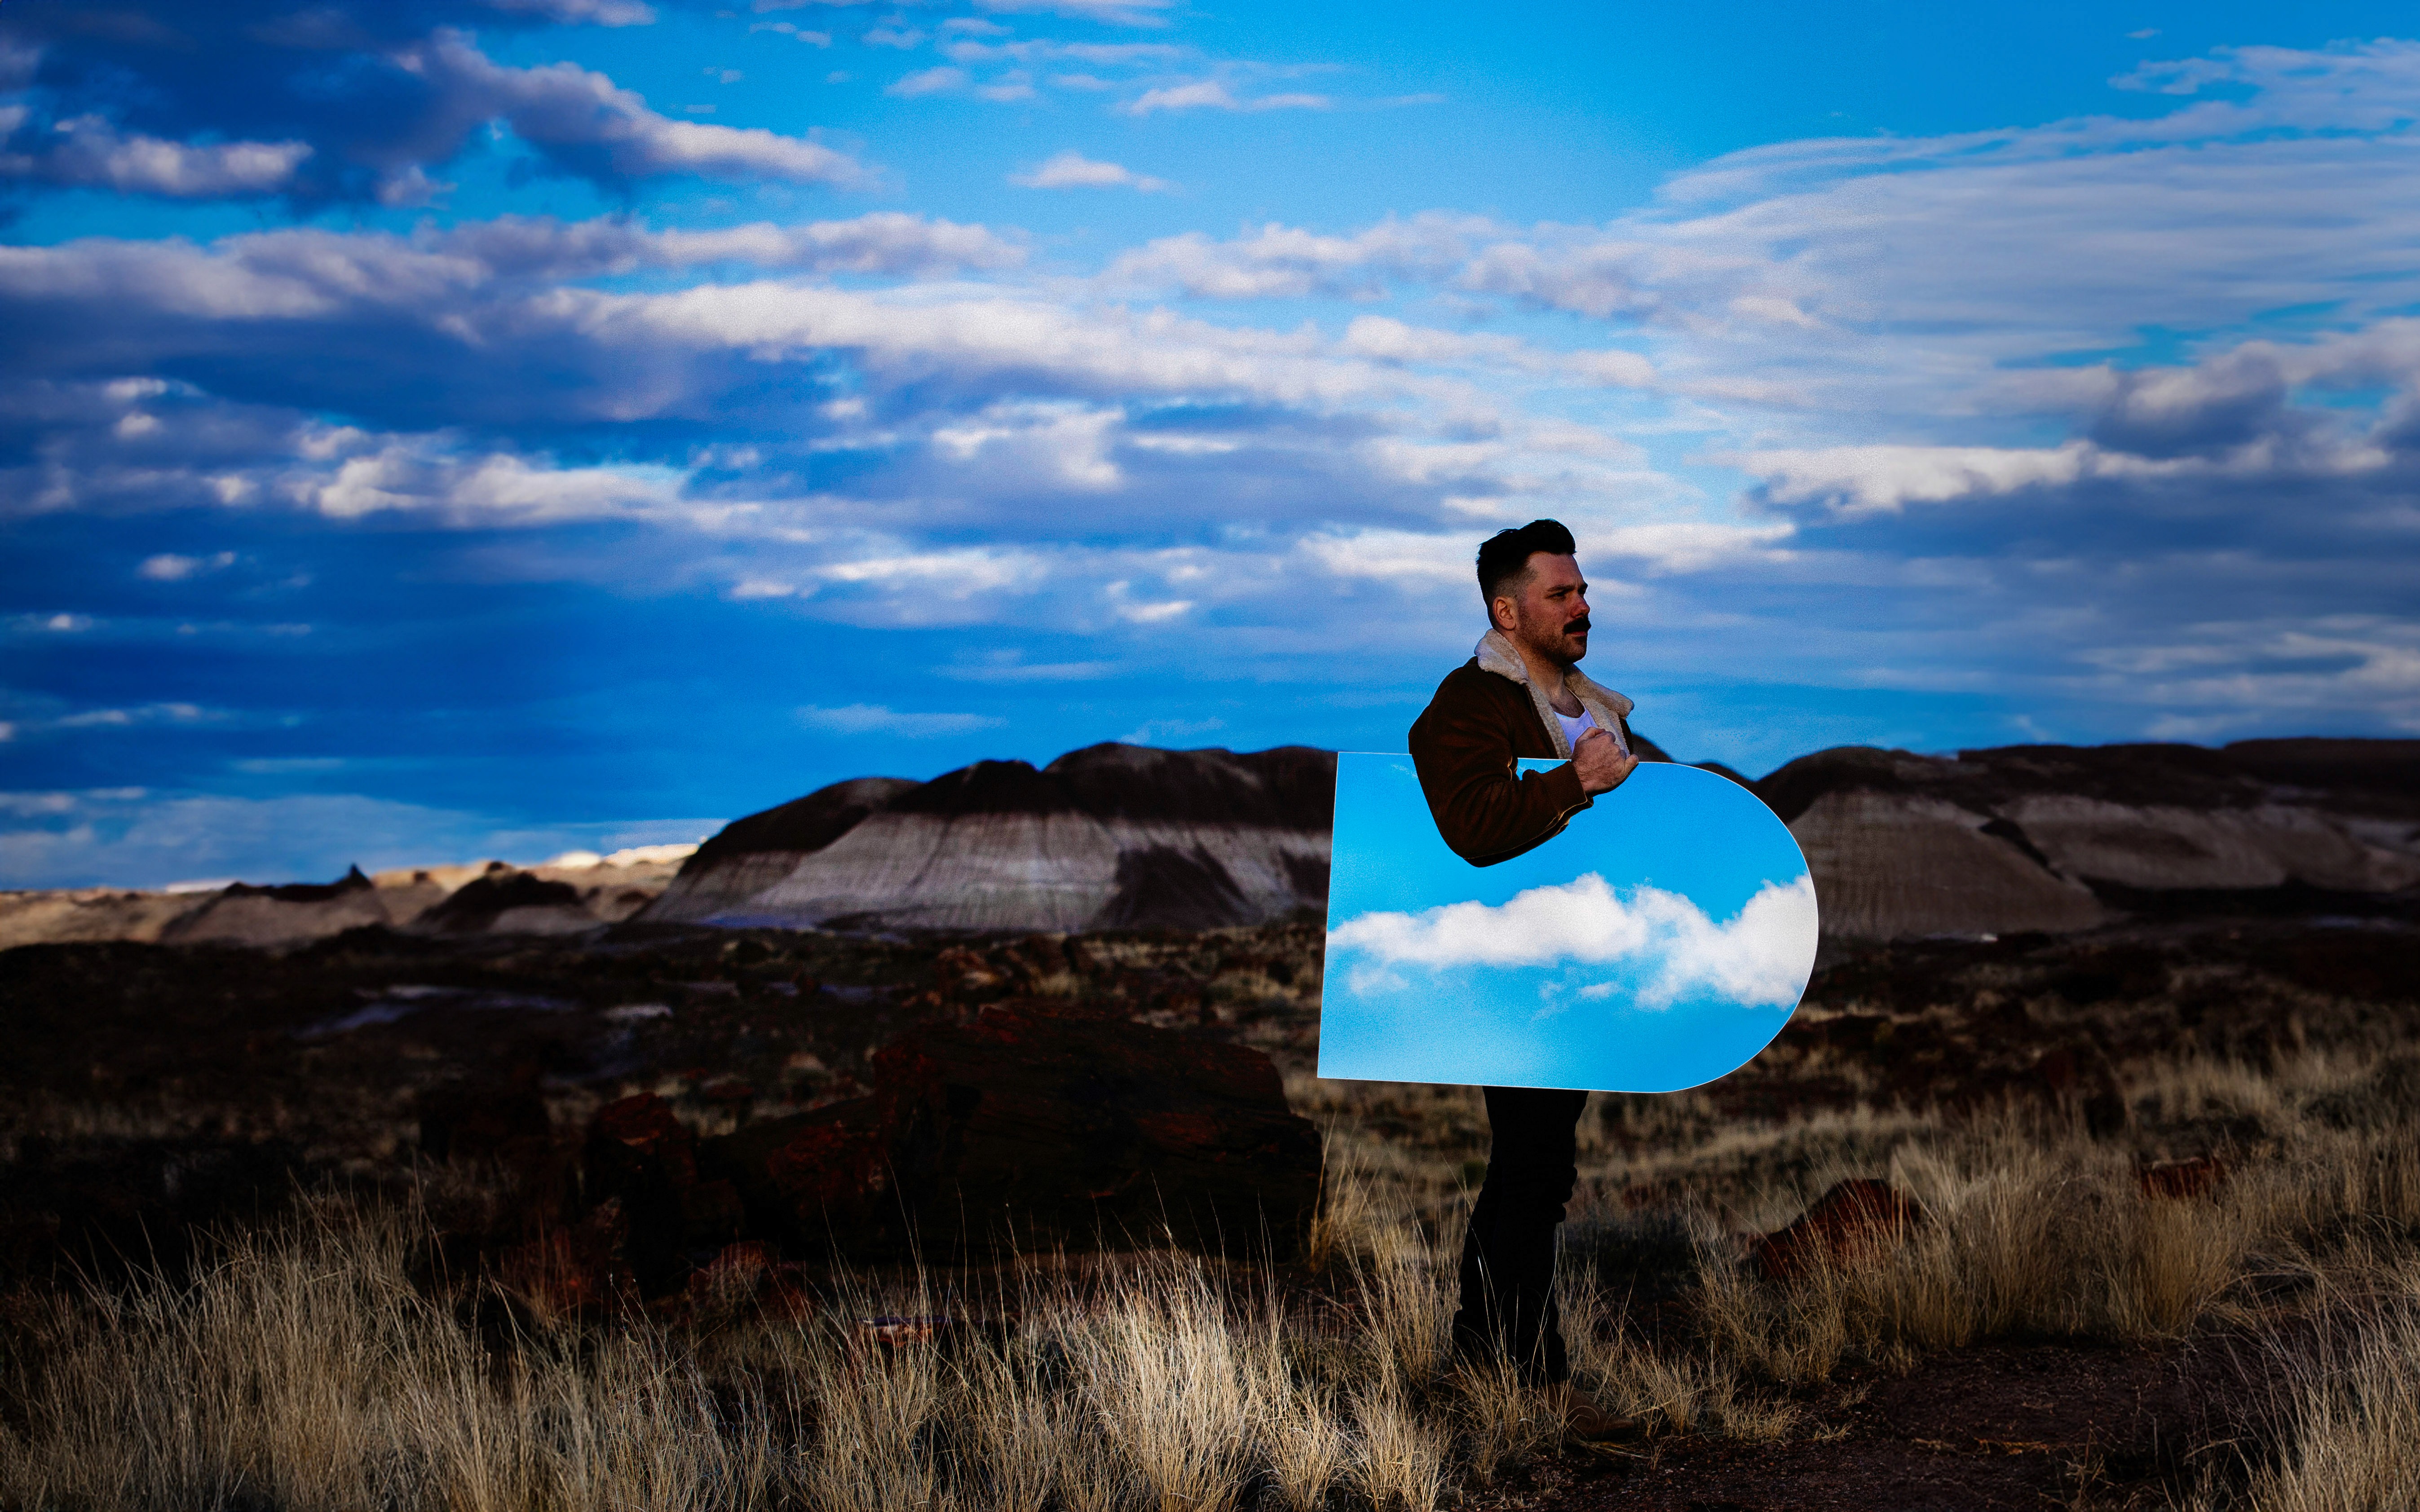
1329, 872, 1818, 1010
7, 8, 2420, 882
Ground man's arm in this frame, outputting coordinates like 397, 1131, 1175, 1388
1410, 671, 1610, 866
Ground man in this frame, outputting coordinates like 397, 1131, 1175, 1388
1407, 517, 1645, 1439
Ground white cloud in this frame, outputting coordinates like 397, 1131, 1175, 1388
613, 280, 1430, 409
1122, 81, 1330, 115
1104, 214, 1488, 299
794, 703, 1007, 736
886, 62, 1041, 101
1011, 150, 1173, 193
936, 652, 1117, 682
941, 39, 1184, 66
1329, 872, 1817, 1009
889, 66, 970, 97
1105, 578, 1192, 623
1722, 440, 2327, 516
1592, 522, 1793, 574
1339, 315, 1656, 388
138, 551, 237, 580
0, 701, 219, 740
485, 0, 659, 23
1296, 530, 1472, 585
973, 0, 1178, 25
932, 402, 1126, 489
396, 29, 867, 188
1119, 715, 1225, 743
3, 116, 312, 198
748, 21, 833, 43
446, 211, 1026, 278
302, 447, 689, 525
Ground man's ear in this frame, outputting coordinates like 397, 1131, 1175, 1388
1489, 594, 1516, 632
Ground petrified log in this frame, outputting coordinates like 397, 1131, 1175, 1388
581, 1093, 744, 1294
705, 1000, 1321, 1263
1752, 1178, 1922, 1280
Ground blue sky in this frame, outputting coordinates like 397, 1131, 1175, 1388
4, 1, 2419, 887
1321, 757, 1813, 1092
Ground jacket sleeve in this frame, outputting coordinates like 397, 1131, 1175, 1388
1409, 679, 1591, 867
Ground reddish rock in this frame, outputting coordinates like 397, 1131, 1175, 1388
681, 1239, 773, 1311
1754, 1179, 1923, 1280
498, 1198, 634, 1320
582, 1093, 743, 1294
703, 999, 1320, 1263
728, 1097, 892, 1231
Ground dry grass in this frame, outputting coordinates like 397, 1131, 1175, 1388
1683, 1110, 2420, 1389
0, 1182, 1515, 1512
14, 1044, 2420, 1509
2241, 1272, 2420, 1512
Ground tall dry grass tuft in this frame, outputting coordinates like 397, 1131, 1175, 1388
1448, 1354, 1556, 1487
1068, 1254, 1253, 1512
1350, 1364, 1447, 1512
954, 1334, 1082, 1512
5, 1195, 790, 1512
1242, 1284, 1350, 1512
795, 1309, 943, 1512
2237, 1260, 2420, 1512
1557, 1262, 1798, 1441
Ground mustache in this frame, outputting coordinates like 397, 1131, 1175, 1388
1563, 616, 1591, 636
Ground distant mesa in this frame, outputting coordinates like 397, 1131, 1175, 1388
0, 736, 2413, 951
1762, 738, 2420, 941
653, 733, 2416, 944
645, 742, 1336, 934
0, 848, 693, 953
414, 869, 596, 937
159, 864, 389, 947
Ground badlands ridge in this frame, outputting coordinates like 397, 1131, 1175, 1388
4, 736, 2413, 951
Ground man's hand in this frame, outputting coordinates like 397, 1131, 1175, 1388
1572, 726, 1637, 796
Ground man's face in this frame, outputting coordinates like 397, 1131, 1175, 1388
1495, 552, 1591, 666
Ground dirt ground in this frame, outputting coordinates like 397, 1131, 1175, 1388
4, 897, 2417, 1508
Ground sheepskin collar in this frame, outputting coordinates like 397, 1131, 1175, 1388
1474, 628, 1634, 759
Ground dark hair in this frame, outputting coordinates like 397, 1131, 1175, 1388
1476, 519, 1577, 607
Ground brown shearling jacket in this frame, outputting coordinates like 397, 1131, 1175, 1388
1408, 629, 1638, 867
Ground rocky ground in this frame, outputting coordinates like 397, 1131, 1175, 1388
6, 890, 2417, 1508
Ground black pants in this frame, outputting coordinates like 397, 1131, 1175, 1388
1452, 1085, 1589, 1385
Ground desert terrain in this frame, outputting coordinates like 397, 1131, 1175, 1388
3, 735, 2417, 1511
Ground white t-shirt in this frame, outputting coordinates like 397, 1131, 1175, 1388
1554, 705, 1628, 754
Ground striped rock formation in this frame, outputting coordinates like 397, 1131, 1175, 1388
7, 738, 2409, 950
644, 743, 1335, 934
1759, 739, 2420, 941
